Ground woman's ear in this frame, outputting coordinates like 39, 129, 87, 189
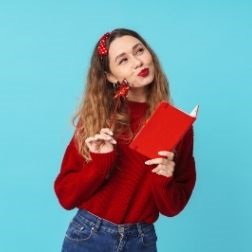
105, 72, 118, 84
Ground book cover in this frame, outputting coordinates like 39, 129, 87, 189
129, 101, 199, 159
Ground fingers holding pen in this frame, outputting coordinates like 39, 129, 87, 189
85, 132, 116, 146
85, 128, 117, 153
100, 128, 114, 136
95, 133, 117, 144
99, 128, 117, 144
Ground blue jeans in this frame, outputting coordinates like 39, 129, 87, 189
61, 209, 157, 252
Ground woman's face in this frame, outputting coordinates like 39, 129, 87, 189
106, 35, 155, 89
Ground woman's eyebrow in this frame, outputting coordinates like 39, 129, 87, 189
114, 43, 143, 63
115, 52, 126, 63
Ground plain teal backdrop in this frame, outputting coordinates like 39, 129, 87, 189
1, 0, 251, 251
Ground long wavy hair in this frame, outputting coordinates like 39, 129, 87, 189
73, 28, 171, 161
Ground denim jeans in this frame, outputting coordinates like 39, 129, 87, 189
61, 209, 157, 252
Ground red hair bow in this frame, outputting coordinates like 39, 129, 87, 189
97, 32, 110, 57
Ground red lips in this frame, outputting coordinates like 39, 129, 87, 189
138, 68, 149, 77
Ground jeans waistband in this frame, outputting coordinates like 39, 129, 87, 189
75, 209, 154, 236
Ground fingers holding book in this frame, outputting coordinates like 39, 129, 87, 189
145, 151, 175, 178
158, 151, 175, 161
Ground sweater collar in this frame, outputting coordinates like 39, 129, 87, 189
126, 99, 148, 117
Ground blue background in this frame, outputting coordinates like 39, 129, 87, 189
0, 1, 251, 251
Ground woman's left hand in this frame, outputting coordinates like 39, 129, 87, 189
145, 151, 175, 178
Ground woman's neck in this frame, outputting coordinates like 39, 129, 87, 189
126, 87, 147, 103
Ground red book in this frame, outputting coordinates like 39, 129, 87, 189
129, 101, 199, 159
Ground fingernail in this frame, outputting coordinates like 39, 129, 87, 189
145, 161, 149, 165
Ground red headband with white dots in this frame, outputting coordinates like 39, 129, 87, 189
97, 32, 111, 57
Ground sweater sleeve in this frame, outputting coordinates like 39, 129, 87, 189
54, 136, 117, 210
150, 127, 196, 217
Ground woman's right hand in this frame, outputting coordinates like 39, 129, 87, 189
85, 128, 117, 154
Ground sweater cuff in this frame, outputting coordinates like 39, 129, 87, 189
90, 150, 117, 175
151, 173, 173, 188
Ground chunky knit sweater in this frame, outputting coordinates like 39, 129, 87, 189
54, 100, 196, 224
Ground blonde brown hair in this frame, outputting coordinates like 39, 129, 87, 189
73, 28, 171, 161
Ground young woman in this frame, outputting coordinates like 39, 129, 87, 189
54, 28, 196, 252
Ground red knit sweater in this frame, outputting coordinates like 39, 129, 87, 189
54, 101, 196, 224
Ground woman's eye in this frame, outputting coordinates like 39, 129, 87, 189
119, 58, 127, 65
136, 47, 144, 54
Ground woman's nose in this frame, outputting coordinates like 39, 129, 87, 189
132, 56, 143, 68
